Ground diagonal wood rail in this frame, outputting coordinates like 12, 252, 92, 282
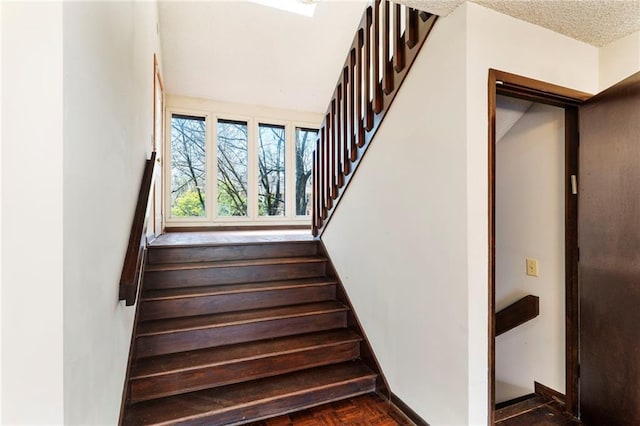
119, 151, 157, 306
312, 1, 437, 236
495, 295, 540, 337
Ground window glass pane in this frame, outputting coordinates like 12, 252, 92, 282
217, 119, 249, 216
295, 127, 318, 216
258, 123, 286, 216
170, 114, 206, 217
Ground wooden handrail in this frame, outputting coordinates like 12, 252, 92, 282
495, 295, 540, 337
312, 1, 437, 236
119, 151, 157, 306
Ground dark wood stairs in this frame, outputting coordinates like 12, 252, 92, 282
121, 237, 385, 425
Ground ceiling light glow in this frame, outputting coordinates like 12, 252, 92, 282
248, 0, 317, 17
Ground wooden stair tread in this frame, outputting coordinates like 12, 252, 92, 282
149, 240, 314, 249
131, 329, 362, 379
145, 256, 327, 272
142, 277, 337, 301
149, 233, 314, 248
137, 301, 348, 336
125, 361, 376, 425
495, 395, 548, 422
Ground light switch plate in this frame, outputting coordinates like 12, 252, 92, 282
526, 258, 539, 277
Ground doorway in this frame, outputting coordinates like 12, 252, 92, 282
488, 69, 590, 424
494, 95, 567, 406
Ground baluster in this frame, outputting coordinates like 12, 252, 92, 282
316, 135, 323, 225
349, 48, 358, 160
372, 0, 383, 114
322, 119, 333, 213
393, 4, 405, 72
335, 85, 343, 191
382, 0, 393, 95
364, 8, 374, 130
331, 97, 338, 198
313, 0, 438, 235
312, 147, 317, 235
342, 66, 350, 175
406, 7, 418, 48
318, 128, 327, 218
356, 28, 365, 147
329, 98, 338, 205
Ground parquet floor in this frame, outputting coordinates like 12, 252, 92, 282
245, 394, 413, 426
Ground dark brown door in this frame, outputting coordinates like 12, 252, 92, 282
579, 71, 640, 425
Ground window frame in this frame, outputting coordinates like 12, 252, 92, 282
293, 126, 320, 218
164, 103, 319, 227
255, 117, 289, 220
213, 113, 254, 222
165, 108, 212, 222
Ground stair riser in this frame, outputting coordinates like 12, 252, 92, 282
141, 285, 337, 320
148, 242, 318, 265
144, 262, 327, 290
136, 311, 347, 358
175, 377, 376, 426
130, 341, 360, 403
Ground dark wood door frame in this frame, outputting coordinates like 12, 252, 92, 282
487, 69, 592, 425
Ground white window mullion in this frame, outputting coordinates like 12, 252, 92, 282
209, 116, 218, 222
248, 119, 259, 220
164, 109, 172, 223
285, 122, 296, 219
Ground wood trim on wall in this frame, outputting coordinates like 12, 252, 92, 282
316, 240, 391, 399
495, 295, 540, 337
488, 68, 590, 424
535, 381, 566, 404
564, 106, 580, 416
118, 262, 147, 426
388, 392, 430, 426
488, 69, 497, 426
153, 53, 165, 236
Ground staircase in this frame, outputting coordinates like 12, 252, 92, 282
121, 234, 383, 425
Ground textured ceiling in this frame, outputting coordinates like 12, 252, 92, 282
399, 0, 640, 47
158, 1, 366, 113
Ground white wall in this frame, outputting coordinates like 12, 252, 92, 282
495, 102, 565, 403
323, 3, 599, 425
599, 30, 640, 90
1, 2, 65, 424
63, 2, 162, 424
323, 6, 470, 424
0, 1, 4, 420
465, 4, 598, 422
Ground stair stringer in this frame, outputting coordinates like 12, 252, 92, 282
316, 240, 391, 400
118, 251, 147, 426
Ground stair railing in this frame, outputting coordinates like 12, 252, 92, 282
312, 1, 437, 236
495, 295, 540, 336
119, 151, 157, 306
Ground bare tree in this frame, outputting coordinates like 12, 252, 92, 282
170, 116, 206, 216
217, 120, 248, 216
295, 128, 316, 216
171, 116, 317, 219
258, 124, 286, 216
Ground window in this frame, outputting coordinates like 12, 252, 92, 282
170, 114, 206, 218
217, 119, 249, 217
258, 124, 286, 216
295, 127, 318, 216
166, 104, 319, 225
